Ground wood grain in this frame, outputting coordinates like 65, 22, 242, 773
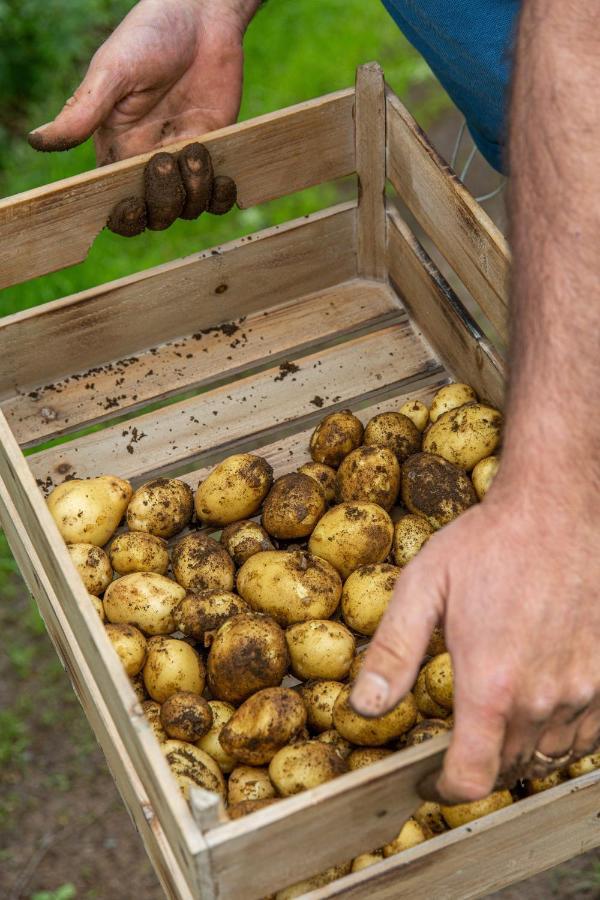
355, 63, 386, 279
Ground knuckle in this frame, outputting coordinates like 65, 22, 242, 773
526, 691, 557, 724
368, 634, 409, 670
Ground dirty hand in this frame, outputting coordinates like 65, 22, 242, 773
351, 472, 600, 803
28, 0, 260, 164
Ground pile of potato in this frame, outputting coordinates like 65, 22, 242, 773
46, 383, 598, 895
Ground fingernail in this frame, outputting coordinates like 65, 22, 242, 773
350, 672, 390, 717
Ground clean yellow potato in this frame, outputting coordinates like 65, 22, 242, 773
351, 851, 384, 873
341, 563, 400, 636
207, 613, 289, 704
105, 623, 147, 676
142, 700, 167, 743
298, 462, 337, 503
109, 531, 169, 576
471, 455, 500, 501
405, 718, 452, 747
195, 454, 273, 526
286, 620, 355, 681
315, 730, 354, 759
160, 692, 213, 742
196, 701, 237, 773
269, 741, 347, 795
275, 864, 352, 899
414, 801, 447, 835
162, 740, 226, 800
441, 790, 513, 828
237, 550, 342, 627
425, 653, 454, 710
103, 572, 185, 635
228, 766, 277, 805
383, 818, 428, 857
333, 685, 417, 746
220, 520, 274, 567
363, 412, 421, 463
68, 543, 113, 596
423, 403, 503, 471
399, 399, 429, 432
47, 475, 132, 546
568, 753, 600, 778
309, 410, 364, 467
347, 747, 393, 770
174, 590, 249, 644
299, 680, 345, 733
262, 473, 326, 540
219, 687, 307, 765
525, 770, 567, 794
143, 637, 205, 703
401, 452, 477, 529
414, 668, 450, 719
429, 383, 477, 423
308, 503, 394, 580
335, 446, 400, 511
127, 478, 193, 538
392, 515, 434, 567
89, 593, 105, 621
172, 533, 235, 593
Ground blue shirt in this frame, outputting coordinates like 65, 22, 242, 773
381, 0, 521, 172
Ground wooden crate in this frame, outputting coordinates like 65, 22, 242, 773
1, 63, 598, 900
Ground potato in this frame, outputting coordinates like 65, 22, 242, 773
237, 550, 342, 627
429, 383, 478, 423
441, 790, 513, 828
47, 475, 132, 546
221, 520, 274, 567
131, 672, 148, 702
299, 680, 345, 733
333, 685, 417, 745
568, 753, 600, 778
308, 503, 394, 580
286, 620, 355, 681
348, 651, 367, 682
425, 653, 454, 710
309, 410, 364, 467
426, 626, 447, 657
348, 747, 393, 770
162, 740, 226, 800
315, 730, 353, 759
363, 412, 421, 463
228, 798, 280, 819
298, 462, 337, 503
414, 801, 447, 835
89, 593, 105, 621
109, 532, 169, 576
142, 700, 168, 743
127, 478, 193, 538
103, 572, 185, 635
383, 818, 428, 857
195, 454, 273, 526
219, 687, 307, 765
262, 473, 326, 539
401, 452, 477, 529
405, 718, 452, 747
423, 403, 502, 472
392, 515, 434, 567
525, 770, 567, 794
196, 701, 237, 773
472, 455, 500, 500
143, 637, 205, 703
172, 533, 235, 593
414, 668, 450, 719
399, 399, 429, 432
68, 543, 113, 595
207, 613, 289, 704
228, 766, 277, 805
160, 692, 213, 741
105, 623, 147, 676
335, 446, 400, 511
174, 590, 249, 645
269, 741, 347, 795
341, 563, 400, 636
351, 851, 384, 873
275, 863, 352, 899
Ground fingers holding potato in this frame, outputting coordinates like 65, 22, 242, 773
127, 478, 193, 538
195, 454, 273, 526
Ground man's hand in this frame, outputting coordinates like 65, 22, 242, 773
28, 0, 261, 164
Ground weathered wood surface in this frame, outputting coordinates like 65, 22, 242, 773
355, 63, 386, 280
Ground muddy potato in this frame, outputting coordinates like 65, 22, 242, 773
405, 718, 452, 747
472, 455, 500, 501
221, 520, 274, 567
160, 691, 213, 741
309, 410, 364, 468
308, 503, 394, 580
568, 753, 600, 778
351, 851, 384, 873
89, 593, 105, 621
401, 452, 477, 529
172, 533, 235, 593
299, 680, 345, 733
228, 766, 276, 805
131, 672, 148, 702
383, 818, 428, 857
315, 730, 353, 759
348, 651, 367, 682
392, 515, 434, 567
109, 532, 169, 576
414, 668, 450, 719
219, 687, 307, 765
105, 623, 147, 676
269, 741, 347, 796
341, 563, 400, 636
262, 473, 326, 540
103, 572, 185, 634
335, 446, 400, 511
298, 462, 337, 504
426, 626, 447, 657
414, 801, 447, 835
399, 399, 429, 432
286, 620, 355, 681
347, 747, 393, 770
142, 700, 167, 743
196, 701, 237, 773
207, 613, 289, 704
275, 864, 352, 900
363, 412, 421, 463
237, 550, 342, 627
48, 475, 132, 547
228, 798, 279, 819
162, 740, 226, 799
429, 383, 478, 423
425, 653, 454, 710
174, 590, 249, 645
68, 543, 113, 595
127, 478, 193, 538
441, 790, 513, 828
195, 454, 273, 526
525, 770, 567, 794
423, 403, 503, 471
333, 685, 417, 745
143, 637, 205, 703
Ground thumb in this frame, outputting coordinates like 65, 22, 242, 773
350, 545, 445, 717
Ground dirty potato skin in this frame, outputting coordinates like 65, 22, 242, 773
269, 741, 348, 795
207, 613, 289, 704
425, 653, 454, 711
298, 462, 337, 503
286, 620, 355, 681
414, 801, 447, 835
195, 454, 273, 526
441, 790, 513, 828
363, 412, 421, 463
228, 798, 280, 819
347, 747, 393, 770
159, 691, 213, 742
341, 563, 401, 636
308, 503, 394, 580
426, 626, 447, 657
103, 572, 185, 635
174, 590, 249, 644
162, 740, 226, 799
333, 684, 417, 745
172, 533, 235, 593
127, 478, 193, 539
429, 382, 477, 423
68, 543, 113, 596
414, 667, 451, 719
47, 475, 132, 546
196, 701, 237, 773
89, 594, 105, 621
299, 680, 345, 733
401, 452, 477, 529
228, 766, 277, 805
142, 700, 168, 743
405, 718, 452, 747
351, 851, 384, 873
105, 623, 147, 676
423, 403, 503, 471
219, 687, 307, 765
309, 410, 364, 467
335, 446, 400, 511
262, 473, 326, 540
221, 520, 274, 567
275, 864, 352, 899
348, 651, 367, 682
143, 638, 205, 703
315, 729, 353, 759
392, 515, 435, 567
109, 532, 169, 576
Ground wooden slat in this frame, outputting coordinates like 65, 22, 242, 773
387, 206, 505, 408
0, 89, 355, 289
386, 87, 510, 342
0, 203, 357, 400
204, 734, 451, 900
28, 321, 442, 490
308, 769, 600, 900
355, 64, 386, 279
